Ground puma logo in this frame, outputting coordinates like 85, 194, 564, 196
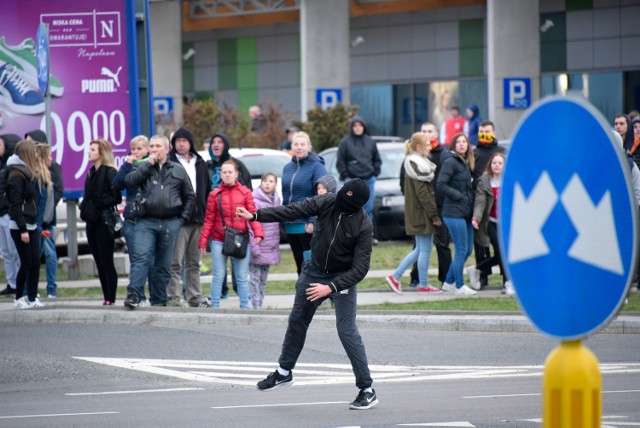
101, 66, 122, 87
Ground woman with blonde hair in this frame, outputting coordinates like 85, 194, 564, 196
280, 131, 327, 275
386, 132, 442, 294
7, 140, 41, 308
80, 139, 122, 305
436, 132, 477, 296
34, 144, 59, 298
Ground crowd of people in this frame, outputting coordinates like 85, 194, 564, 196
3, 105, 640, 311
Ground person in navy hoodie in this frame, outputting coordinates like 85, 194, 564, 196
281, 131, 327, 275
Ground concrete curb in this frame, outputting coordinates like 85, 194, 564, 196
1, 308, 638, 334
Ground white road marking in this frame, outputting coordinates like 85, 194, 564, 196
465, 389, 640, 399
66, 387, 204, 396
0, 411, 118, 420
398, 422, 475, 427
73, 358, 640, 388
212, 401, 348, 409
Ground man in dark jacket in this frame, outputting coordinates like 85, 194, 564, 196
470, 121, 505, 289
24, 130, 63, 298
237, 179, 378, 411
206, 132, 252, 298
167, 127, 211, 308
123, 135, 195, 308
336, 116, 381, 225
0, 134, 21, 296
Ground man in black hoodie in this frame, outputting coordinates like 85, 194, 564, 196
167, 128, 212, 307
0, 134, 21, 296
336, 116, 381, 240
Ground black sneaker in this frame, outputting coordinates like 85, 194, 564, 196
124, 293, 141, 308
256, 370, 293, 391
349, 388, 378, 410
0, 285, 15, 296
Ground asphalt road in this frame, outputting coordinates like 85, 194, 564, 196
0, 322, 638, 427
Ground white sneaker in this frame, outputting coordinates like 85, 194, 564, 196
30, 297, 44, 308
466, 266, 481, 290
455, 285, 477, 296
504, 281, 515, 296
13, 296, 29, 309
442, 282, 456, 292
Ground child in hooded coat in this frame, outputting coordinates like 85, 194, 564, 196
248, 173, 282, 309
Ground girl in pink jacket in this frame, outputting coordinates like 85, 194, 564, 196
249, 173, 282, 309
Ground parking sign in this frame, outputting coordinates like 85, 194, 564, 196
316, 88, 342, 110
503, 78, 531, 109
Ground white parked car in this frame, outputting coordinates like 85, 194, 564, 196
198, 147, 291, 200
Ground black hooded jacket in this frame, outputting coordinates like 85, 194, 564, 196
0, 134, 21, 216
336, 116, 382, 181
206, 132, 252, 190
169, 127, 211, 225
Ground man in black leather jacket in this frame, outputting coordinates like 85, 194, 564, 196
237, 179, 379, 410
123, 135, 195, 308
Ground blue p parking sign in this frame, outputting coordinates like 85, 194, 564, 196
503, 78, 530, 109
499, 96, 637, 340
316, 88, 342, 110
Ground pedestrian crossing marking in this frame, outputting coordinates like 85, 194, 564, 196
73, 358, 640, 387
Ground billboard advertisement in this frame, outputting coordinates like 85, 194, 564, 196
1, 0, 141, 196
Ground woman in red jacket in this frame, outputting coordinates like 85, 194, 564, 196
199, 160, 263, 309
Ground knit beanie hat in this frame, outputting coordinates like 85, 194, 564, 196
24, 129, 47, 143
316, 175, 337, 194
335, 179, 369, 214
171, 127, 194, 149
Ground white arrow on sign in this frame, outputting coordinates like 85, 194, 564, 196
508, 172, 558, 264
560, 174, 623, 275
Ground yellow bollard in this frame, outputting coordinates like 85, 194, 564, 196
543, 340, 601, 428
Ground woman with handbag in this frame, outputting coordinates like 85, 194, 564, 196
80, 139, 122, 305
199, 160, 264, 309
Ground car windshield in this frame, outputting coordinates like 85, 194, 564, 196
378, 149, 405, 180
238, 155, 290, 178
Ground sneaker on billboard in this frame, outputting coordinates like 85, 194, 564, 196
0, 64, 45, 115
349, 388, 378, 410
455, 284, 478, 296
466, 266, 481, 290
257, 370, 294, 391
417, 285, 443, 294
0, 37, 64, 97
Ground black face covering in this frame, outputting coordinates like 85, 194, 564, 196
335, 179, 370, 215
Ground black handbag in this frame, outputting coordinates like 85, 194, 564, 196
102, 208, 123, 239
219, 193, 249, 259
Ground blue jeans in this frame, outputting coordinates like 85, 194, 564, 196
210, 240, 249, 309
279, 259, 373, 390
123, 219, 148, 302
443, 217, 474, 287
393, 233, 433, 287
40, 225, 58, 296
128, 217, 181, 305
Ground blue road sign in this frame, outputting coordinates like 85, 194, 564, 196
36, 23, 49, 96
503, 78, 530, 109
316, 88, 342, 110
498, 96, 637, 340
